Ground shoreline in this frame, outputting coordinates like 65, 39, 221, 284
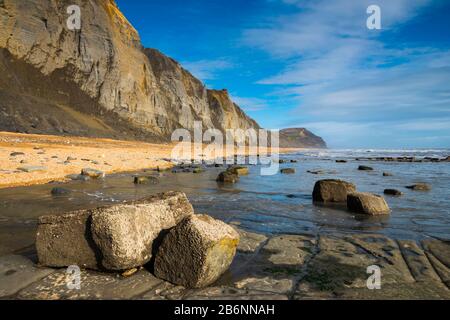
0, 132, 299, 189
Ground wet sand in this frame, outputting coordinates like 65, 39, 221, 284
0, 132, 294, 189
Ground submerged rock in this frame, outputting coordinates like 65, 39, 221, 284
383, 172, 393, 177
51, 187, 71, 196
313, 179, 356, 203
36, 192, 194, 271
347, 192, 390, 215
384, 189, 403, 196
406, 183, 431, 191
217, 171, 239, 183
81, 168, 105, 179
154, 214, 239, 288
336, 160, 347, 163
134, 176, 159, 185
66, 174, 90, 181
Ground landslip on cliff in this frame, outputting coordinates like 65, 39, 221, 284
0, 0, 325, 148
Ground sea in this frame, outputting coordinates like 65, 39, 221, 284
0, 148, 449, 254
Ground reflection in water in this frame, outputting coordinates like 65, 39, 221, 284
0, 149, 449, 255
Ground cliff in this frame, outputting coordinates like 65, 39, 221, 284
0, 0, 259, 141
279, 128, 327, 149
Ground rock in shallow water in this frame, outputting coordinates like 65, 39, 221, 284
406, 183, 431, 191
313, 179, 356, 203
358, 165, 374, 171
81, 168, 105, 179
384, 189, 403, 196
227, 166, 249, 176
347, 192, 390, 215
216, 171, 239, 183
280, 168, 296, 174
134, 176, 159, 185
154, 214, 239, 288
36, 191, 194, 271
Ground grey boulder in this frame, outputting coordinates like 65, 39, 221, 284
36, 191, 194, 271
312, 179, 356, 203
347, 192, 390, 215
154, 214, 239, 288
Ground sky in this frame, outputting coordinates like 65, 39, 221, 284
115, 0, 450, 148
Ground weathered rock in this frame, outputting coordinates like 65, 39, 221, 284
384, 189, 403, 196
406, 183, 431, 191
36, 192, 194, 271
36, 210, 100, 269
347, 192, 390, 215
51, 187, 71, 196
217, 171, 239, 183
227, 166, 249, 176
134, 176, 159, 185
280, 168, 296, 174
154, 214, 239, 288
81, 168, 105, 179
358, 165, 373, 171
17, 166, 46, 173
312, 179, 356, 203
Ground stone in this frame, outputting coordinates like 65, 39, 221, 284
312, 179, 356, 203
280, 168, 296, 174
0, 255, 54, 298
227, 166, 249, 176
10, 152, 25, 157
67, 157, 77, 161
36, 210, 101, 269
17, 166, 46, 173
383, 172, 393, 177
36, 192, 194, 271
51, 187, 71, 196
81, 168, 105, 179
193, 168, 203, 174
216, 171, 239, 183
336, 160, 347, 163
134, 176, 159, 185
66, 174, 90, 181
358, 165, 373, 171
90, 192, 194, 271
406, 183, 431, 191
290, 159, 298, 163
154, 214, 239, 288
384, 189, 403, 196
347, 192, 390, 215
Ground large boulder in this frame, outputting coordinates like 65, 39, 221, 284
347, 192, 390, 215
154, 214, 239, 288
36, 192, 194, 271
312, 179, 356, 202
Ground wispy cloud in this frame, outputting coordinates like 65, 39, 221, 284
181, 59, 234, 81
241, 0, 450, 147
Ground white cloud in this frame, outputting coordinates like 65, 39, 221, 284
181, 59, 234, 81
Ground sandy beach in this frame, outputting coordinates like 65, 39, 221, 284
0, 132, 294, 189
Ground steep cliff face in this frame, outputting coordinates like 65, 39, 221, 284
0, 0, 259, 140
279, 128, 327, 149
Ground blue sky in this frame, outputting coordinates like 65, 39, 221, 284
116, 0, 450, 148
